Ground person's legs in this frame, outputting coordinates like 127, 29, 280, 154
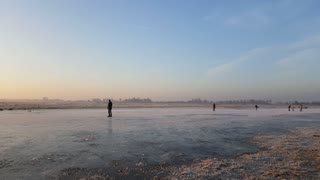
108, 109, 111, 117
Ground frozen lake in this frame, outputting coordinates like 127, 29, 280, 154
0, 108, 319, 179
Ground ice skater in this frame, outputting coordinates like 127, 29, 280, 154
255, 105, 259, 111
213, 104, 216, 111
108, 100, 113, 117
288, 105, 291, 111
300, 104, 303, 112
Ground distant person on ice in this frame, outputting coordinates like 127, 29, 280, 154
213, 104, 216, 111
108, 100, 113, 117
255, 105, 258, 111
288, 105, 291, 111
300, 104, 303, 112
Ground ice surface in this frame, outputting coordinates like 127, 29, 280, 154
0, 108, 319, 179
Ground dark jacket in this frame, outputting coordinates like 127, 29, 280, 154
108, 101, 113, 110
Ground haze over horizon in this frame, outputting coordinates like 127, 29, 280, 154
1, 0, 320, 101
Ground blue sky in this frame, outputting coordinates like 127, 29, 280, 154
1, 0, 320, 101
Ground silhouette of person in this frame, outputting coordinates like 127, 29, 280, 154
213, 104, 216, 111
108, 100, 113, 117
255, 105, 258, 111
288, 105, 291, 111
300, 104, 303, 112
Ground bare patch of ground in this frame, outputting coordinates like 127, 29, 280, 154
165, 127, 320, 180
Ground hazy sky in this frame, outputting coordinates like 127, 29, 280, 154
1, 0, 320, 101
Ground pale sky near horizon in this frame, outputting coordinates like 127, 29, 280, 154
1, 0, 320, 101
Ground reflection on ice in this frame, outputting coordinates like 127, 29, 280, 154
108, 118, 113, 135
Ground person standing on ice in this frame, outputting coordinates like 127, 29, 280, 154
255, 105, 258, 111
213, 104, 216, 111
108, 100, 113, 117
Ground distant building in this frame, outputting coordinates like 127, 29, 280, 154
42, 97, 49, 101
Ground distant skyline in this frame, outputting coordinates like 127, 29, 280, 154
1, 0, 320, 101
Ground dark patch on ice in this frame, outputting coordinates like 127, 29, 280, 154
89, 143, 99, 147
0, 159, 14, 169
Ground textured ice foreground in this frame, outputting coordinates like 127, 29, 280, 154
0, 108, 319, 179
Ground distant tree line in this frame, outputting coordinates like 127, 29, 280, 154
91, 99, 114, 103
279, 101, 320, 105
214, 99, 272, 105
44, 97, 319, 105
187, 98, 272, 105
122, 98, 152, 103
187, 98, 211, 104
89, 98, 152, 103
